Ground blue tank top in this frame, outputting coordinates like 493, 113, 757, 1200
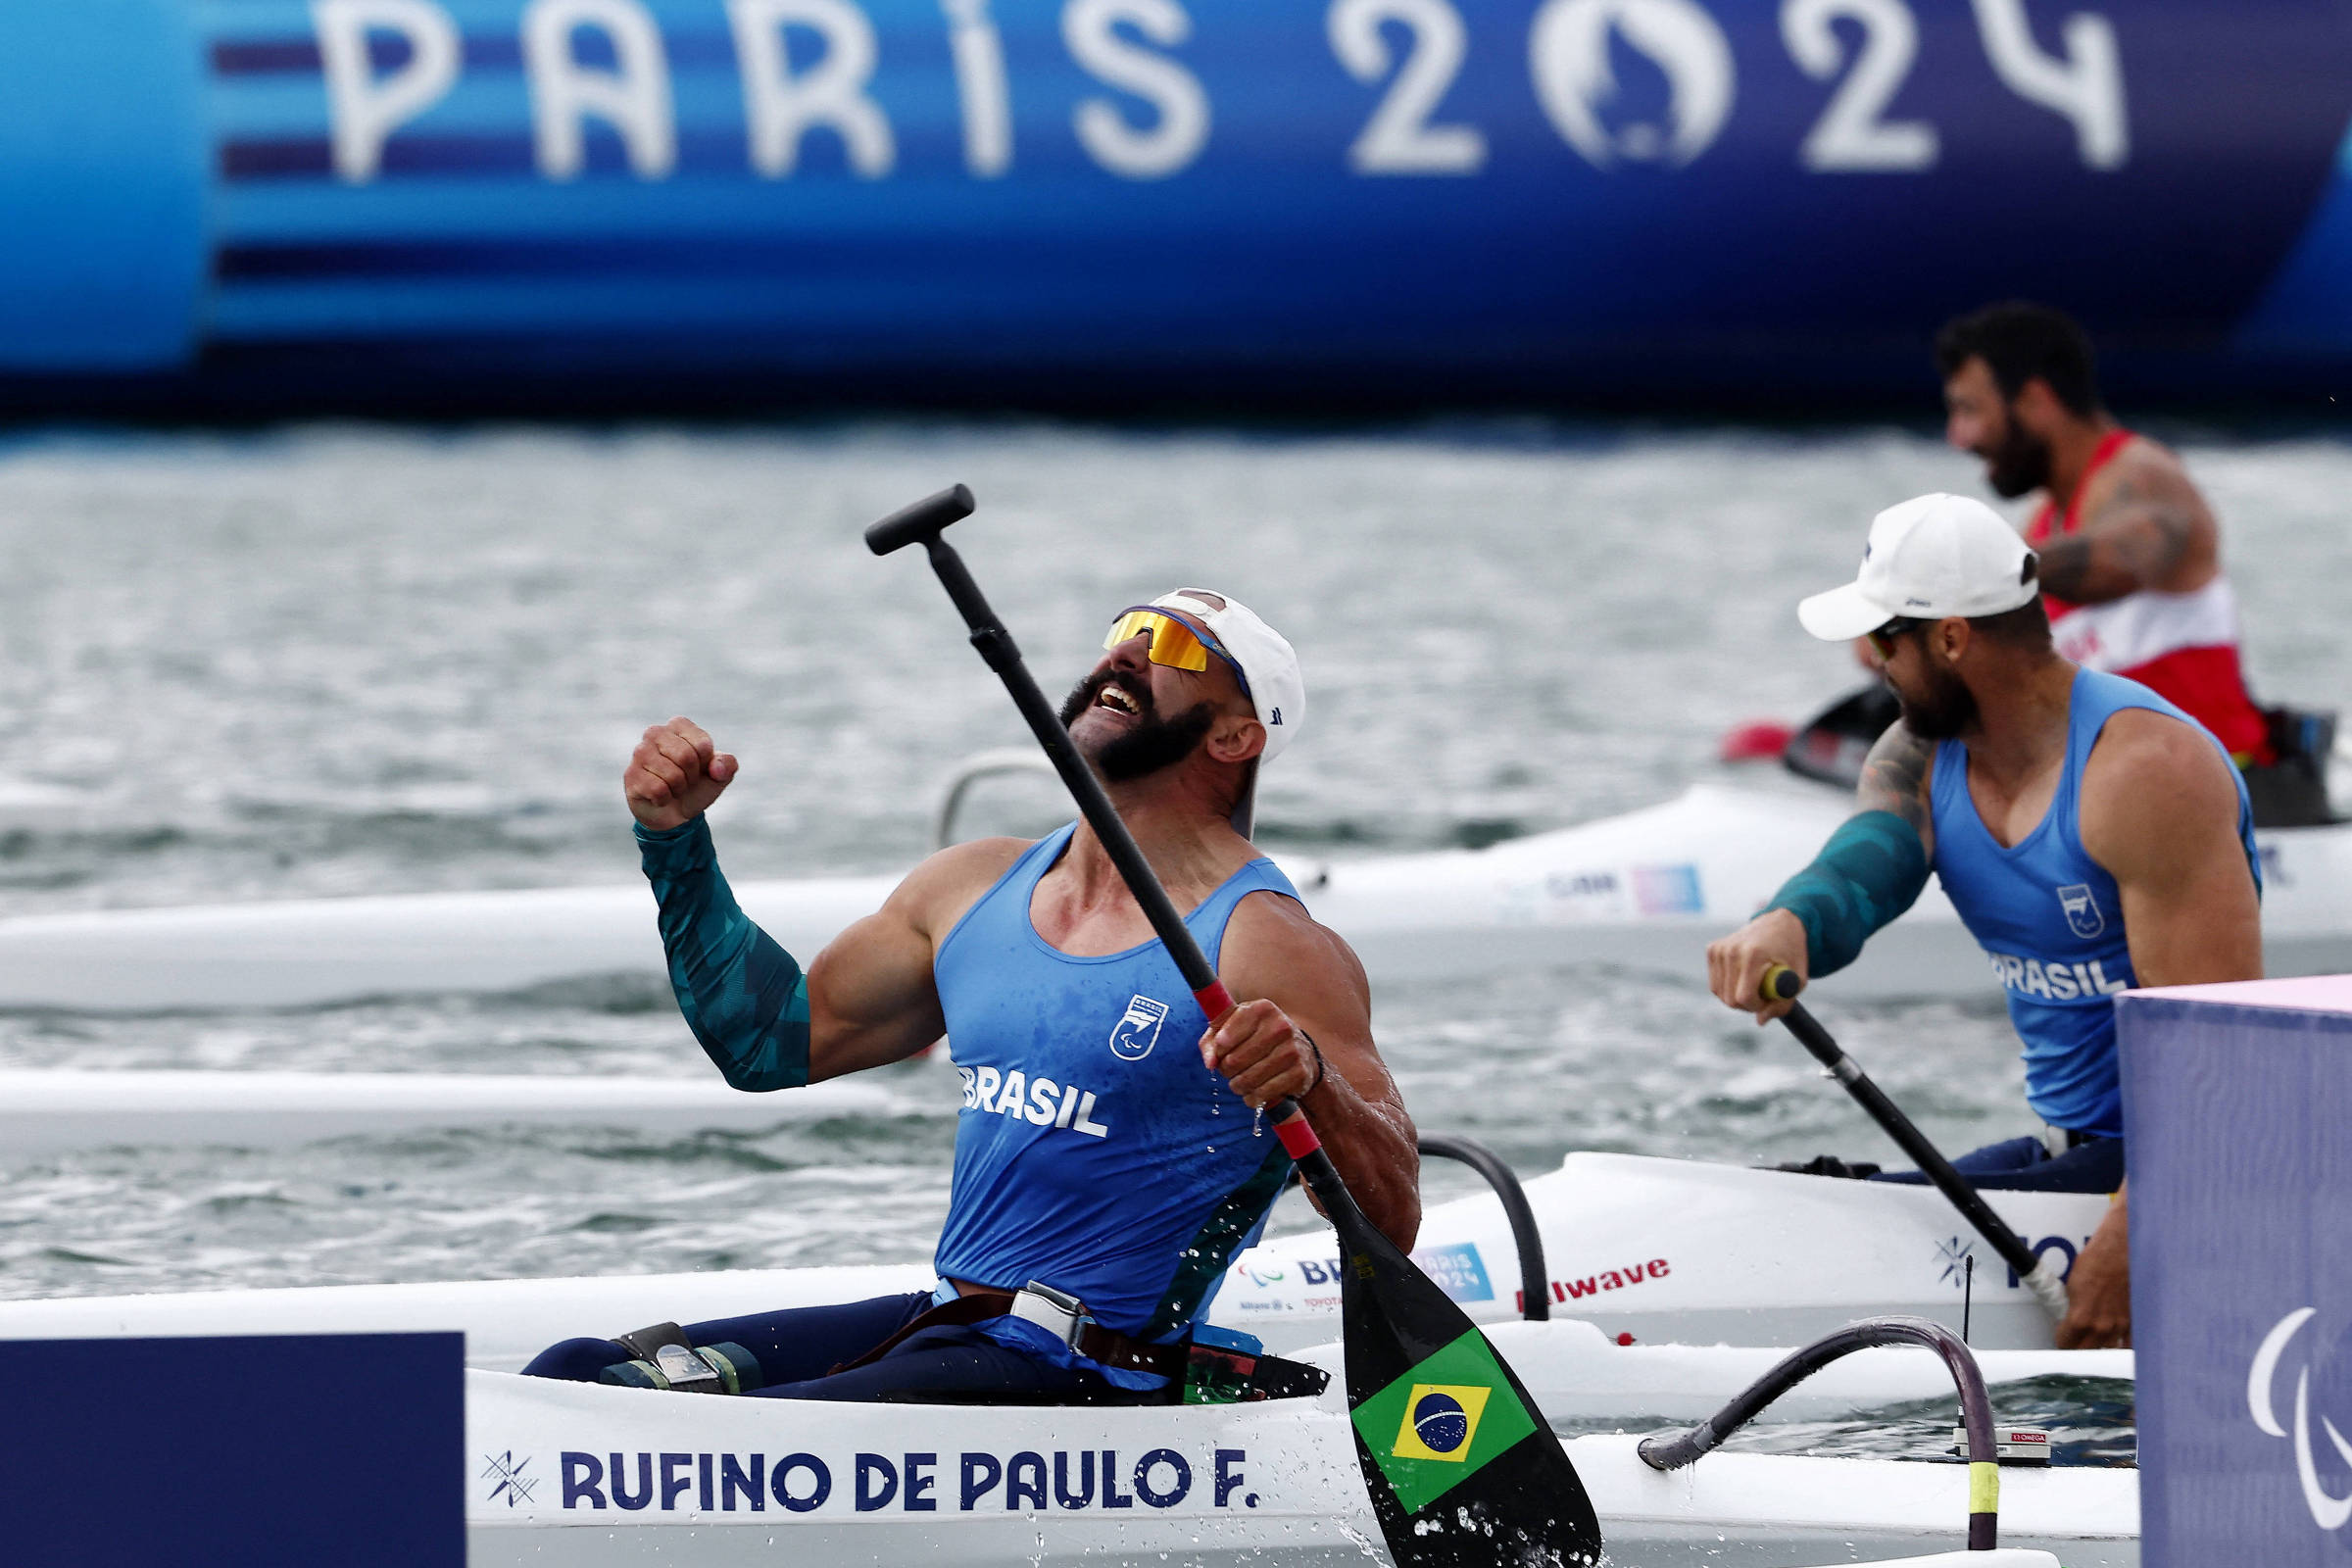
1930, 668, 2259, 1138
930, 824, 1302, 1339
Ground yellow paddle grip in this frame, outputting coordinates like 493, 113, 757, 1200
1969, 1459, 2000, 1516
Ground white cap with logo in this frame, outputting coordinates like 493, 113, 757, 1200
1149, 587, 1303, 837
1796, 492, 2041, 642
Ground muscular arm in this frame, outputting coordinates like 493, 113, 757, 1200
2037, 451, 2214, 604
1856, 718, 1936, 856
2081, 710, 2262, 989
626, 715, 1027, 1089
1208, 896, 1420, 1250
2058, 710, 2260, 1348
640, 813, 1020, 1088
803, 839, 1021, 1081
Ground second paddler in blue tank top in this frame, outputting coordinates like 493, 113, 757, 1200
520, 586, 1421, 1403
1706, 491, 2262, 1353
1926, 669, 2254, 1141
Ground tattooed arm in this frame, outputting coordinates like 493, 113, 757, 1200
2037, 448, 2216, 603
1706, 722, 1936, 1020
1854, 719, 1936, 858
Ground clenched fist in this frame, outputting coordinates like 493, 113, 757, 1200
624, 717, 738, 831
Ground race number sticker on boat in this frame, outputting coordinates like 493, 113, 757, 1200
1108, 995, 1171, 1061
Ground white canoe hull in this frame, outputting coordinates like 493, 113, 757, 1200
7, 782, 2347, 1011
463, 1370, 2134, 1566
0, 1154, 2112, 1357
0, 1070, 901, 1156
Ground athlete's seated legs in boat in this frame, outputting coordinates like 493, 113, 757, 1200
522, 1292, 1143, 1402
1870, 1134, 2124, 1194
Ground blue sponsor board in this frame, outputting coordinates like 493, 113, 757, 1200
0, 1331, 464, 1567
9, 1, 2352, 401
2121, 983, 2352, 1567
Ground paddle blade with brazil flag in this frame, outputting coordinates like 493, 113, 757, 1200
1329, 1184, 1601, 1565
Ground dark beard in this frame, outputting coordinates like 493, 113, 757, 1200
1983, 416, 2052, 500
1058, 673, 1217, 782
1892, 660, 1978, 741
1097, 702, 1216, 781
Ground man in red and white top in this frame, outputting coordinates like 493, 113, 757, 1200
1935, 302, 2273, 766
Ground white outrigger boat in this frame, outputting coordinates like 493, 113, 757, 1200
4, 746, 2344, 1012
0, 1269, 2132, 1563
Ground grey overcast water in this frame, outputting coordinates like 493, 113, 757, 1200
0, 420, 2341, 1459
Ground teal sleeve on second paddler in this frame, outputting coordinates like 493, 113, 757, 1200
1762, 809, 1931, 978
635, 815, 811, 1091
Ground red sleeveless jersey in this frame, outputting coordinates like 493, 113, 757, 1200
2027, 431, 2272, 763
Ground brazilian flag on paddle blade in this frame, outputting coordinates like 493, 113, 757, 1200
1336, 1220, 1601, 1566
1350, 1329, 1538, 1514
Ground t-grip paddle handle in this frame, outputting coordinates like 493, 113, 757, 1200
1758, 963, 2070, 1321
864, 483, 976, 557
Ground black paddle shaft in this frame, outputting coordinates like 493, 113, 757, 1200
1763, 965, 2066, 1316
863, 485, 1347, 1200
870, 486, 1604, 1566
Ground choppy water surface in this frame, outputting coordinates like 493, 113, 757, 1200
2, 420, 2344, 1457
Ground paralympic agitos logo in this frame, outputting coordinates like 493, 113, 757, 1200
2250, 1306, 2352, 1530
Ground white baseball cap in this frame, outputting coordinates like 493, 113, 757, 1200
1148, 587, 1303, 837
1796, 493, 2041, 642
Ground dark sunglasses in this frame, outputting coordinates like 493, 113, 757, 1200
1865, 617, 1925, 660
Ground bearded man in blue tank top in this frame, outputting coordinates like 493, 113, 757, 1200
1706, 493, 2261, 1351
521, 589, 1419, 1402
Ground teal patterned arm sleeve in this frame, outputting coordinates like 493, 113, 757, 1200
1761, 808, 1931, 979
634, 815, 811, 1091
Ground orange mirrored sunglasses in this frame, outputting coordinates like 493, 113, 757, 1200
1102, 609, 1251, 697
